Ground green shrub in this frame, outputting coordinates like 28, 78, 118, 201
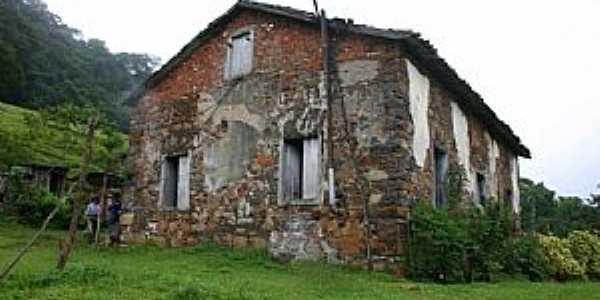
538, 234, 585, 281
5, 171, 71, 228
567, 231, 600, 279
504, 235, 551, 281
409, 164, 517, 283
467, 202, 514, 282
408, 201, 468, 283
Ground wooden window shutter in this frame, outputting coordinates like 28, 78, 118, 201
282, 142, 302, 202
159, 159, 166, 207
226, 32, 253, 79
302, 138, 320, 201
177, 155, 191, 211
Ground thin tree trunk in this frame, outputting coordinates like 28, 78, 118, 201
0, 183, 77, 283
56, 116, 98, 271
95, 174, 108, 245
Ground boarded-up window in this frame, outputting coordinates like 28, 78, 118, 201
504, 189, 513, 210
476, 173, 487, 206
281, 137, 320, 204
225, 31, 253, 80
434, 147, 448, 208
160, 154, 191, 210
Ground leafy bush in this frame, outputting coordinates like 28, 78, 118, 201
408, 202, 468, 283
504, 235, 551, 281
538, 234, 585, 281
467, 202, 513, 282
409, 163, 518, 283
4, 171, 71, 228
567, 231, 600, 279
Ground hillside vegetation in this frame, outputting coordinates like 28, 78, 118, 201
0, 101, 127, 171
0, 0, 158, 129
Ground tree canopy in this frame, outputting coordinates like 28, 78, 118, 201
0, 0, 159, 129
520, 178, 600, 236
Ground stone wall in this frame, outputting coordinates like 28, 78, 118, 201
129, 8, 521, 274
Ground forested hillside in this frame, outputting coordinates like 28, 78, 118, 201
0, 0, 159, 129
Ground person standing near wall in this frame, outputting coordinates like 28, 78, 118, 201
85, 197, 101, 244
107, 195, 122, 246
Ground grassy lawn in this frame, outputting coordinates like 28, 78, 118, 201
1, 220, 599, 300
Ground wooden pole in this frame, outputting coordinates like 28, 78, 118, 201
319, 10, 337, 206
95, 174, 108, 245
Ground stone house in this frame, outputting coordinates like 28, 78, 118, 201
129, 1, 530, 272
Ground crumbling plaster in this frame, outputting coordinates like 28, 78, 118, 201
451, 101, 473, 192
406, 59, 430, 169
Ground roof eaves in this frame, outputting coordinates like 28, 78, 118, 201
403, 36, 531, 158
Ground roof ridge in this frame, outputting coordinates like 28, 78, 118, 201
132, 0, 530, 158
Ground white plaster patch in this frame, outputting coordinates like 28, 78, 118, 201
486, 132, 500, 198
406, 59, 430, 168
338, 60, 380, 87
451, 102, 473, 191
510, 156, 521, 214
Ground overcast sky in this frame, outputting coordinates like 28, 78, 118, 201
44, 0, 600, 198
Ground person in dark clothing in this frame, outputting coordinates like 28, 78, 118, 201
107, 196, 122, 246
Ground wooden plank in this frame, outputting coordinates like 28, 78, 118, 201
177, 155, 191, 211
303, 138, 320, 201
282, 141, 301, 202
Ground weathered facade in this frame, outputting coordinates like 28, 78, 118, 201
128, 1, 530, 273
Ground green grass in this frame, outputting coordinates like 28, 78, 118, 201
1, 221, 599, 300
0, 101, 127, 170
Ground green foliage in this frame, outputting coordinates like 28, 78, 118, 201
4, 170, 71, 228
537, 234, 585, 281
466, 203, 514, 281
445, 163, 468, 212
409, 200, 517, 283
520, 178, 600, 235
0, 0, 160, 129
410, 163, 518, 283
504, 235, 551, 281
0, 102, 128, 172
409, 201, 468, 283
567, 231, 600, 279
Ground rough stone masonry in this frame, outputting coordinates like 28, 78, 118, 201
127, 1, 530, 275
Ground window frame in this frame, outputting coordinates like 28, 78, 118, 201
224, 27, 255, 80
159, 152, 191, 212
278, 135, 322, 206
476, 172, 487, 206
433, 146, 449, 209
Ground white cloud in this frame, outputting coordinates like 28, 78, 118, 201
45, 0, 600, 197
